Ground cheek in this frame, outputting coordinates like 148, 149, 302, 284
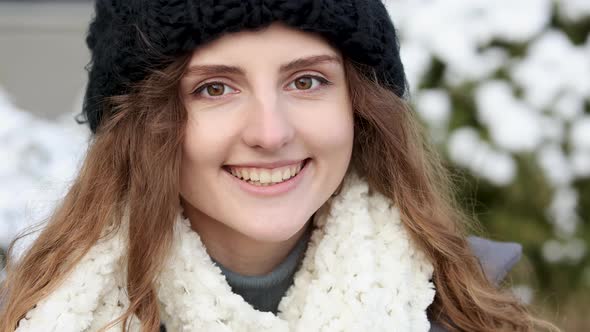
299, 97, 354, 153
179, 115, 235, 191
182, 118, 213, 168
181, 112, 239, 164
179, 127, 204, 199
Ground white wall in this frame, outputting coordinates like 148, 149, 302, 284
0, 1, 93, 119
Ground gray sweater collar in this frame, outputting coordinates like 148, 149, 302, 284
213, 225, 312, 313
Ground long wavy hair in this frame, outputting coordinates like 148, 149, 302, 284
0, 50, 557, 331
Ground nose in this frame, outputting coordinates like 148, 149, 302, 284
242, 92, 295, 151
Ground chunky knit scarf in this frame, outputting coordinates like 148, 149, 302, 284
16, 172, 435, 331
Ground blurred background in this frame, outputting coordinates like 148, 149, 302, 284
1, 0, 589, 330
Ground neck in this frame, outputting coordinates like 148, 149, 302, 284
182, 204, 311, 276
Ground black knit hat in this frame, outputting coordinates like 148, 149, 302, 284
80, 0, 407, 133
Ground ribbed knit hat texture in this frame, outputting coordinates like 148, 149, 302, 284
81, 0, 406, 133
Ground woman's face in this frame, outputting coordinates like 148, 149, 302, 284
179, 23, 354, 243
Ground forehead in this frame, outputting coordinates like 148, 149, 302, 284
187, 22, 342, 68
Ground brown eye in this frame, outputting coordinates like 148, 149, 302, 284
193, 82, 237, 99
287, 75, 331, 92
294, 77, 313, 90
206, 83, 225, 96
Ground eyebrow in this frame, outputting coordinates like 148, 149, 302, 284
183, 54, 342, 79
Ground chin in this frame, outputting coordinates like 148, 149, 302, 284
234, 215, 310, 243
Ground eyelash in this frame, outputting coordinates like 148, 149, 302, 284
191, 75, 333, 99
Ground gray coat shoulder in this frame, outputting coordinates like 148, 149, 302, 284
467, 236, 522, 285
429, 236, 523, 331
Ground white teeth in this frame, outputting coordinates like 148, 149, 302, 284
228, 160, 307, 185
259, 170, 271, 184
249, 170, 259, 181
271, 169, 283, 183
282, 168, 291, 180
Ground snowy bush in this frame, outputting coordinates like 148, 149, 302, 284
0, 88, 88, 262
386, 0, 590, 299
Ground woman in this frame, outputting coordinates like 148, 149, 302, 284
0, 1, 556, 331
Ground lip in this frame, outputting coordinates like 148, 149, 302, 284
224, 159, 305, 169
224, 158, 310, 197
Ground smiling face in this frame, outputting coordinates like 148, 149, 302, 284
179, 23, 354, 246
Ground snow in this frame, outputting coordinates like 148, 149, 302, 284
570, 116, 590, 150
399, 41, 432, 94
447, 127, 517, 186
0, 87, 88, 252
542, 238, 587, 263
415, 89, 452, 125
556, 0, 590, 21
511, 284, 534, 304
547, 186, 580, 237
511, 30, 590, 111
537, 144, 574, 186
387, 0, 551, 85
539, 115, 565, 143
475, 81, 544, 152
571, 149, 590, 177
553, 92, 585, 121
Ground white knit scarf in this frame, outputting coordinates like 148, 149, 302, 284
16, 172, 435, 332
